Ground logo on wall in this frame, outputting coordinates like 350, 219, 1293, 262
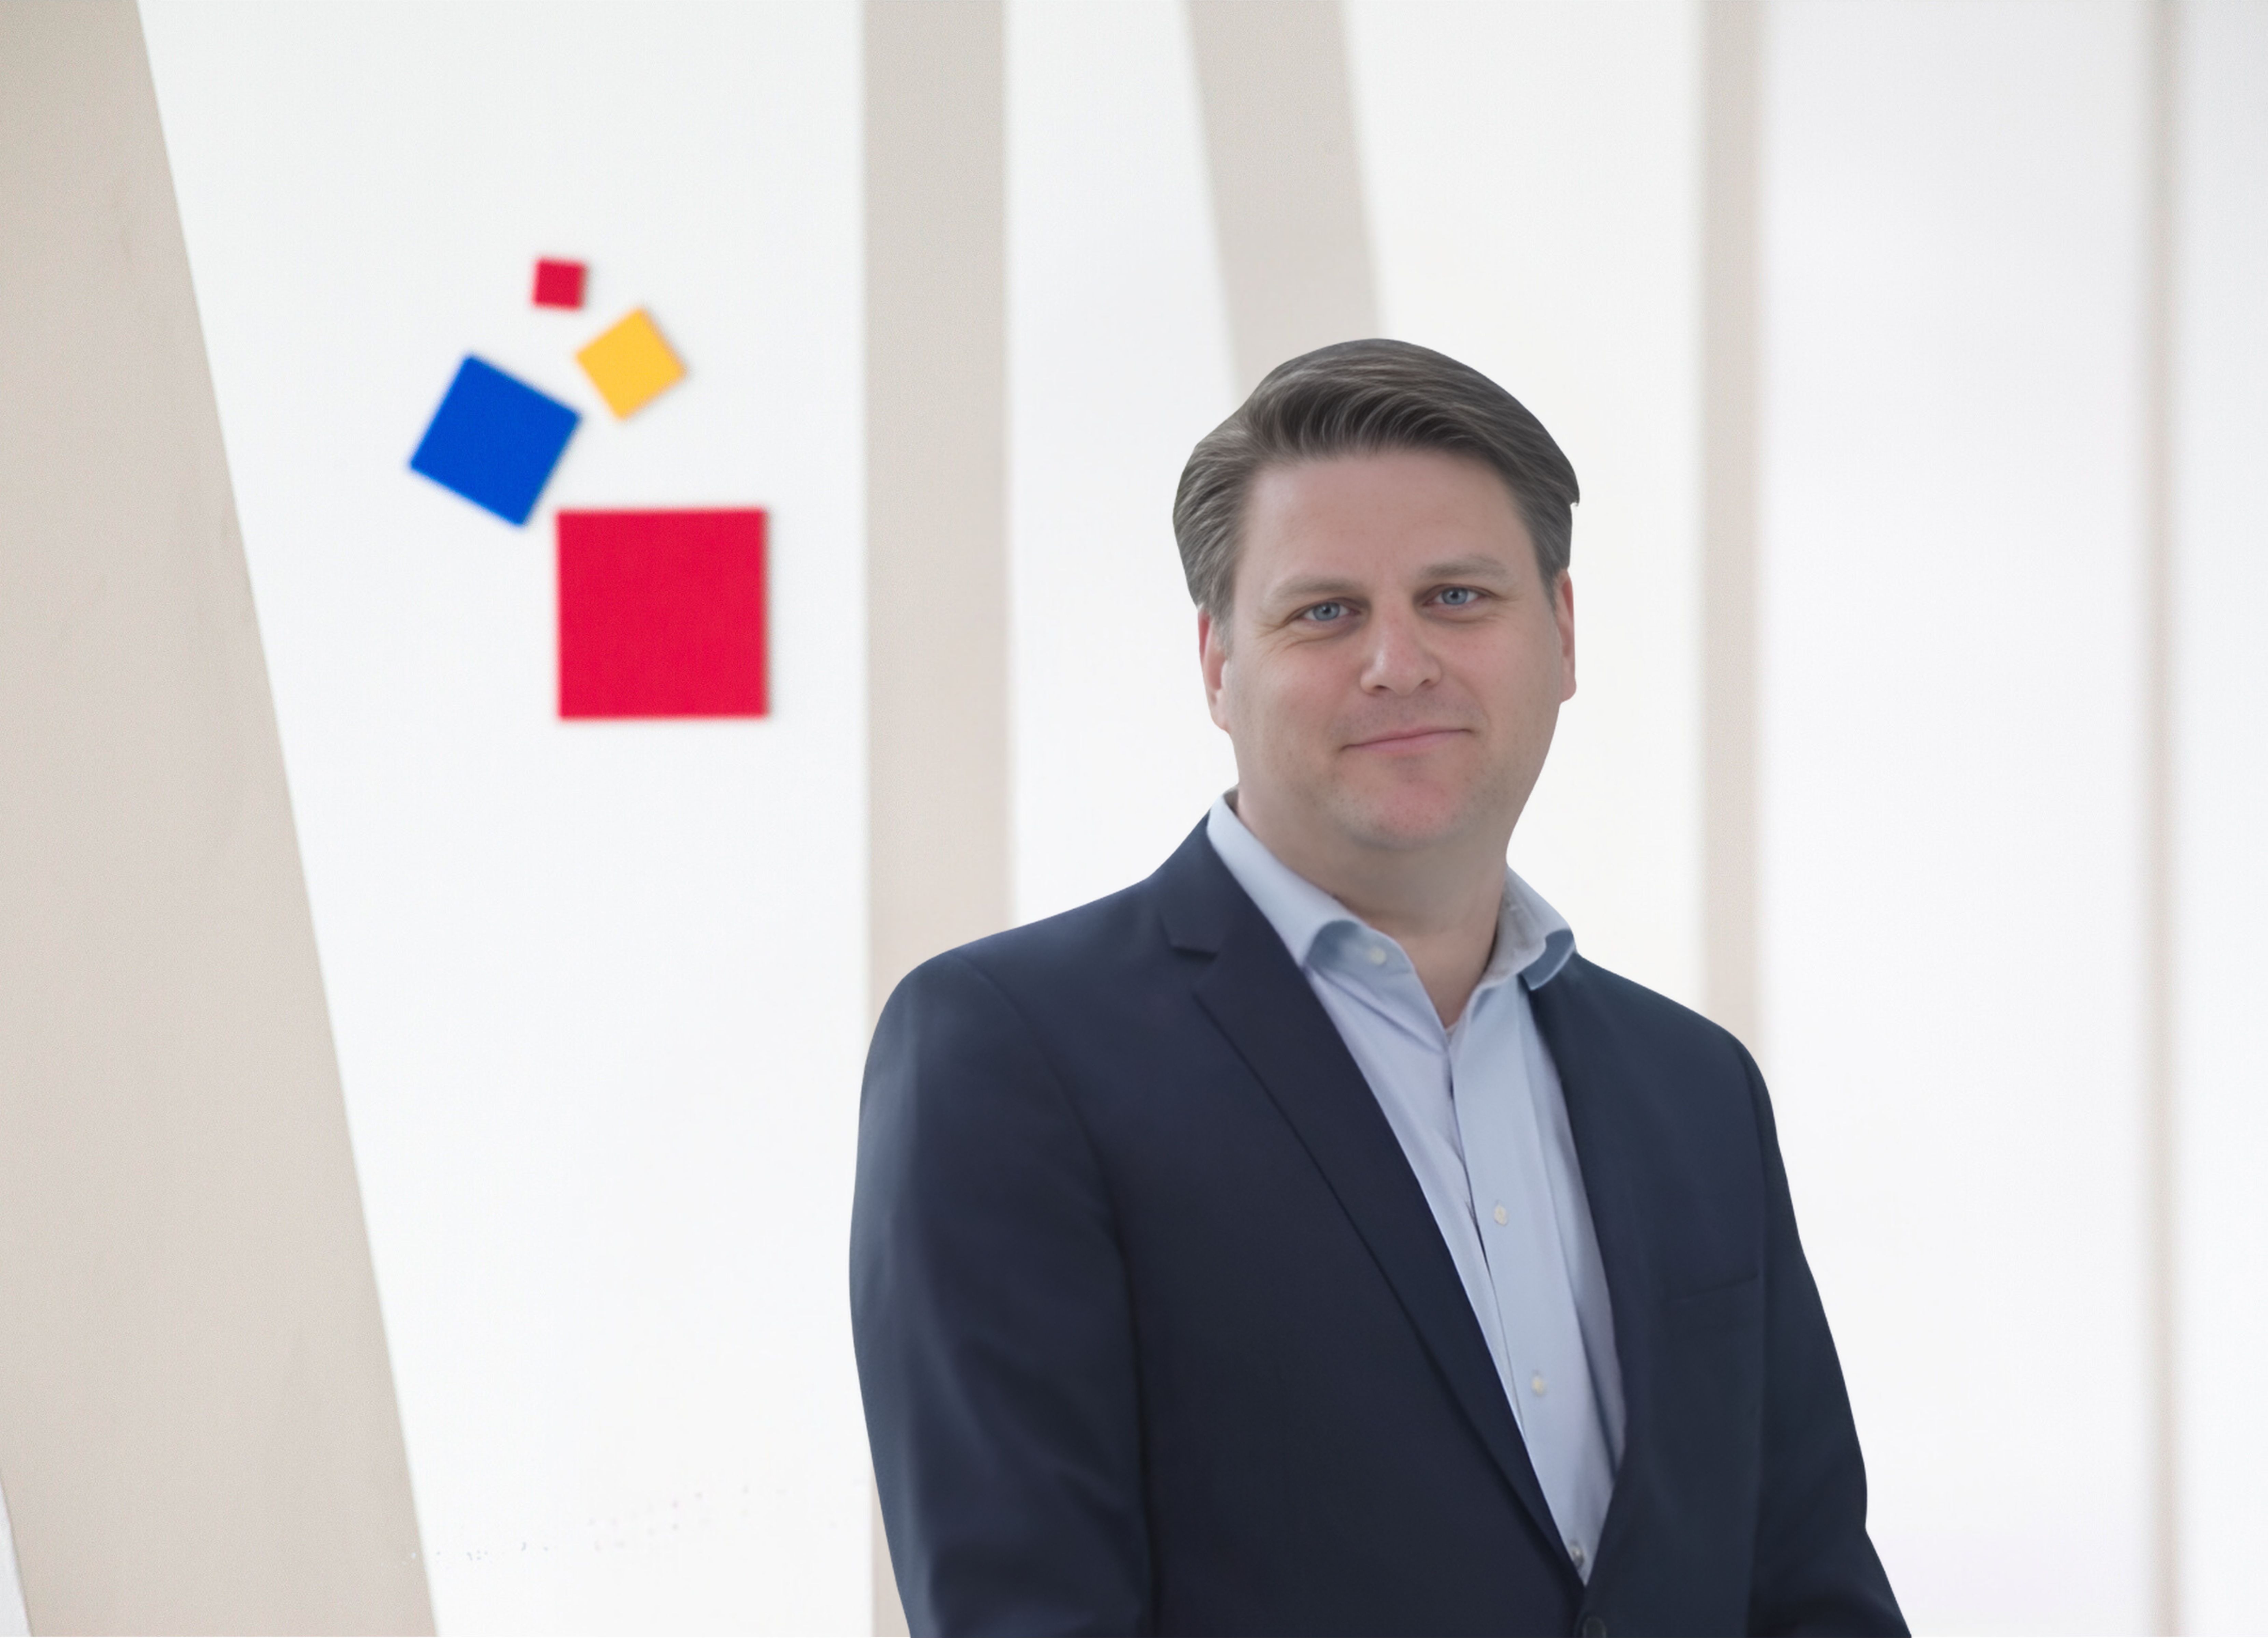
407, 258, 767, 720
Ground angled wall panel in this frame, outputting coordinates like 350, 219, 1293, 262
141, 6, 871, 1629
0, 4, 431, 1629
1188, 0, 1377, 398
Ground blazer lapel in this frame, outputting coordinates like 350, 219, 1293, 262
1178, 863, 1566, 1560
1527, 961, 1661, 1584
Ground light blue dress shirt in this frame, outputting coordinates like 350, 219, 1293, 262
1207, 796, 1626, 1578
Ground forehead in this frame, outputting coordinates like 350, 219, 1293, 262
1236, 448, 1534, 598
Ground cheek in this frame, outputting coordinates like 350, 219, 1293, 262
1522, 636, 1568, 705
1235, 651, 1335, 749
1466, 628, 1563, 725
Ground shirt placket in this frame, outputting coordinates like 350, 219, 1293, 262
1449, 990, 1611, 1576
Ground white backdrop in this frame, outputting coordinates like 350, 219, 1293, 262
130, 3, 2268, 1633
144, 7, 870, 1630
0, 1484, 22, 1636
1008, 0, 1239, 924
2172, 6, 2268, 1631
1348, 0, 1706, 1010
1762, 8, 2154, 1628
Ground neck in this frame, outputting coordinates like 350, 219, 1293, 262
1234, 789, 1509, 1025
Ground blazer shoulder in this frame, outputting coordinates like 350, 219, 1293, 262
1552, 953, 1759, 1084
887, 874, 1172, 1020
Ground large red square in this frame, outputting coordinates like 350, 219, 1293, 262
557, 509, 767, 718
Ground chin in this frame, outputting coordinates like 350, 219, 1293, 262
1330, 785, 1483, 853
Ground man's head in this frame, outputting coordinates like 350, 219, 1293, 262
1176, 340, 1579, 874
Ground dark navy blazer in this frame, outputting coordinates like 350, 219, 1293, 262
852, 822, 1904, 1637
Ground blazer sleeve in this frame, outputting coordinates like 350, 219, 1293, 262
850, 952, 1151, 1637
1742, 1046, 1908, 1636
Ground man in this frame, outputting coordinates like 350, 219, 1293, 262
852, 341, 1903, 1636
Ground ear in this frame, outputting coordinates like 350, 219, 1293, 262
1199, 607, 1232, 730
1554, 571, 1577, 702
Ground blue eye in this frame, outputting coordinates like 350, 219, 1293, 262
1304, 602, 1350, 623
1438, 586, 1479, 607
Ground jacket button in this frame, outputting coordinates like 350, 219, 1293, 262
1580, 1619, 1607, 1637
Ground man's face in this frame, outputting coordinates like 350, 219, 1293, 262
1200, 448, 1575, 861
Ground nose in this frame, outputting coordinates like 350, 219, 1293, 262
1358, 603, 1442, 696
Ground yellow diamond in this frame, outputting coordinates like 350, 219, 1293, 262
576, 307, 685, 419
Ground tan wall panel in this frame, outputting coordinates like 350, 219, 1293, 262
866, 0, 1011, 1010
0, 4, 432, 1630
864, 3, 1009, 1632
1702, 0, 1764, 1053
1189, 0, 1379, 394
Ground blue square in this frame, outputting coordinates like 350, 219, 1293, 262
409, 356, 579, 526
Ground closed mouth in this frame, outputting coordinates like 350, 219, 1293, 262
1346, 727, 1469, 752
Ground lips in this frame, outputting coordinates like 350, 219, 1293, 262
1346, 726, 1470, 753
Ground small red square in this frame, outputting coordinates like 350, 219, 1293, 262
557, 509, 767, 718
532, 258, 586, 309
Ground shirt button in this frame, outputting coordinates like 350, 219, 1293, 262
1366, 945, 1387, 965
1531, 1373, 1547, 1396
1569, 1540, 1586, 1568
1492, 1203, 1508, 1225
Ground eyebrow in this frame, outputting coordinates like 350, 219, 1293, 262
1265, 574, 1365, 604
1262, 556, 1521, 606
1415, 555, 1520, 585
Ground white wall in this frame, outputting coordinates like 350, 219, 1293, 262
1760, 5, 2154, 1629
1007, 0, 1240, 922
142, 7, 870, 1630
2173, 6, 2268, 1632
128, 5, 2268, 1633
1345, 0, 1706, 1008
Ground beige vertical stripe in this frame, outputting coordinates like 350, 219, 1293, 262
1189, 0, 1379, 395
864, 3, 1009, 1632
2142, 3, 2183, 1630
1701, 1, 1765, 1054
865, 0, 1011, 1012
0, 4, 432, 1632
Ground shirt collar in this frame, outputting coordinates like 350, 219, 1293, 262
1205, 794, 1576, 990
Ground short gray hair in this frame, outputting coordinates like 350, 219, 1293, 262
1172, 339, 1579, 618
